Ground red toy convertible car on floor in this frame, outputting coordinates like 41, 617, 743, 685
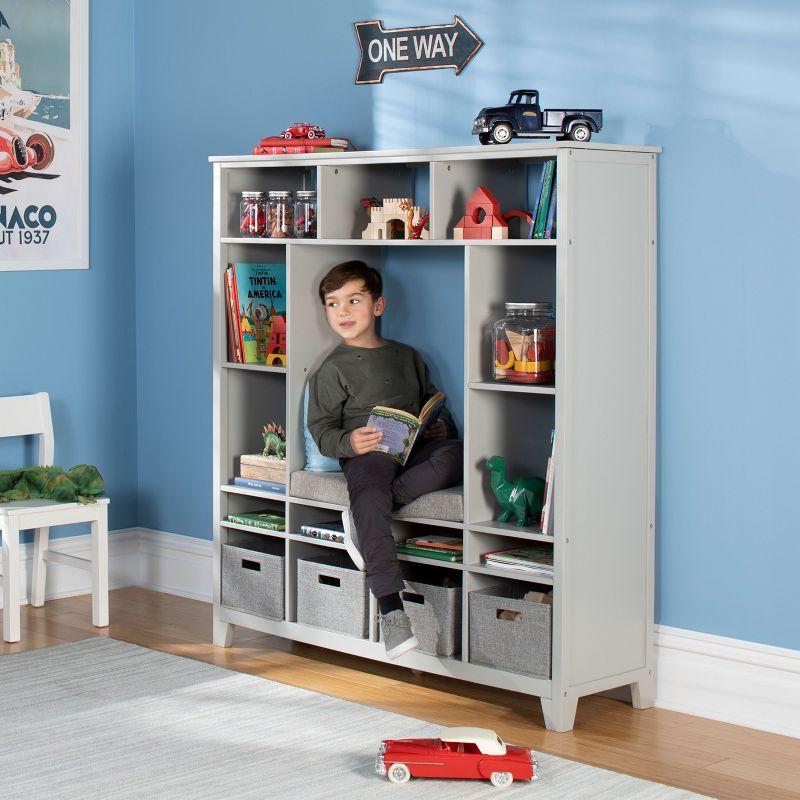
0, 125, 55, 174
280, 122, 325, 140
375, 727, 538, 787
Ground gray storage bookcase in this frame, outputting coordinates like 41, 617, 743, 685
210, 142, 659, 732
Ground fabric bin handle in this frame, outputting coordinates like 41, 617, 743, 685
400, 591, 425, 605
496, 608, 523, 622
318, 574, 341, 588
241, 559, 261, 572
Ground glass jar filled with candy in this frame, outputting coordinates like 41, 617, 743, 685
492, 302, 556, 384
294, 190, 317, 238
267, 190, 294, 238
240, 191, 266, 237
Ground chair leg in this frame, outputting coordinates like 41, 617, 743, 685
90, 505, 109, 628
2, 518, 21, 643
31, 526, 50, 607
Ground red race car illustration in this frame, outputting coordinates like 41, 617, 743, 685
375, 727, 538, 788
280, 122, 325, 140
0, 125, 55, 174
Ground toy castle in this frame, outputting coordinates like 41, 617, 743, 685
361, 197, 429, 240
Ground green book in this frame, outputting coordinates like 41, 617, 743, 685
533, 160, 555, 239
227, 512, 285, 531
395, 543, 462, 562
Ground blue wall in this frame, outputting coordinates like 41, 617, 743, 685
4, 1, 798, 650
0, 0, 138, 541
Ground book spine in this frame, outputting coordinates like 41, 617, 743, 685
233, 476, 285, 492
254, 145, 346, 154
540, 429, 555, 534
225, 267, 242, 363
545, 182, 557, 239
533, 161, 555, 239
229, 263, 245, 362
528, 166, 547, 239
227, 515, 285, 531
223, 270, 236, 362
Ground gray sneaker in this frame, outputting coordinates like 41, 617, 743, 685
341, 509, 365, 571
381, 610, 418, 660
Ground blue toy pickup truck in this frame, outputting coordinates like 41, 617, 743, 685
473, 90, 603, 145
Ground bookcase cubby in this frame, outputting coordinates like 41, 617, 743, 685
211, 141, 659, 732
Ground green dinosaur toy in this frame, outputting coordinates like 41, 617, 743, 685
261, 422, 286, 459
485, 456, 545, 527
0, 465, 105, 505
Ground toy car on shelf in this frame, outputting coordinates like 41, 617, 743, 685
0, 125, 55, 174
280, 122, 325, 140
473, 89, 602, 145
375, 726, 537, 787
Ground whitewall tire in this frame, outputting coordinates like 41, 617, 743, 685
387, 763, 411, 784
490, 771, 514, 787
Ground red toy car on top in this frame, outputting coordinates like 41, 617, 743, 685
280, 122, 325, 140
375, 726, 538, 788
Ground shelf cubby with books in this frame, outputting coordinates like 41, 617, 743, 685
317, 161, 430, 240
211, 142, 659, 732
432, 155, 557, 241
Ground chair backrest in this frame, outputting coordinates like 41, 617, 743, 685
0, 392, 54, 466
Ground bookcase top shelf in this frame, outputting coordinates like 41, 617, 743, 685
209, 141, 662, 166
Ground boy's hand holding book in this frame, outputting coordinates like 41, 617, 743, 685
349, 426, 383, 455
422, 419, 447, 440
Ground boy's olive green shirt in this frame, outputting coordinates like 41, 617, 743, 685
307, 339, 455, 459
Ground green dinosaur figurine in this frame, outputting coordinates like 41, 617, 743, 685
485, 456, 545, 527
261, 422, 286, 459
0, 465, 105, 505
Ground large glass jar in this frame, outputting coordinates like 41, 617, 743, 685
239, 191, 266, 237
492, 302, 556, 384
293, 189, 317, 238
267, 190, 294, 238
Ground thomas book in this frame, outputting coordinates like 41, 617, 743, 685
368, 391, 446, 466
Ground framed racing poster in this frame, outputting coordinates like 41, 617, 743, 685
0, 0, 89, 271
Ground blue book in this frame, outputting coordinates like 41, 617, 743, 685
533, 161, 555, 239
528, 166, 547, 239
233, 476, 286, 493
545, 183, 557, 239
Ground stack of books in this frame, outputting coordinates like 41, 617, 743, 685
233, 476, 286, 494
481, 545, 553, 578
227, 511, 286, 531
239, 453, 286, 487
395, 535, 463, 563
253, 136, 355, 155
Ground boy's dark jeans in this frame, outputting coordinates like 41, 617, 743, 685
339, 438, 463, 599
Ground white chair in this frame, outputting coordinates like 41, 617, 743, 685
0, 392, 109, 643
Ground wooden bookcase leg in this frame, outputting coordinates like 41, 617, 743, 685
631, 671, 656, 709
213, 618, 234, 647
541, 695, 578, 732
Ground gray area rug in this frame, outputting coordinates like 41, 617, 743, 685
0, 638, 711, 799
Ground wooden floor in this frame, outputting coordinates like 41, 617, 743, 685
3, 588, 799, 799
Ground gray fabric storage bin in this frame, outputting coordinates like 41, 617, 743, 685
396, 580, 461, 657
296, 553, 369, 639
469, 584, 551, 678
222, 534, 285, 620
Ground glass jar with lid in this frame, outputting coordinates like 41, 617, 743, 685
239, 191, 266, 237
492, 302, 556, 384
293, 189, 317, 238
267, 190, 294, 238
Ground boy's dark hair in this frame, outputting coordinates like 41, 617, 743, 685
318, 260, 382, 306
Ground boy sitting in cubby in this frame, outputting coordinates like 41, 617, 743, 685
308, 260, 463, 660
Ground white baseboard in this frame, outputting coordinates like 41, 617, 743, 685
2, 528, 798, 739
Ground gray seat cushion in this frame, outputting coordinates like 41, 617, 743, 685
290, 470, 463, 523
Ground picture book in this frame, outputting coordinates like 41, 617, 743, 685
481, 545, 553, 574
227, 511, 286, 531
233, 476, 286, 494
395, 542, 462, 562
368, 391, 446, 466
403, 535, 463, 552
540, 428, 555, 535
227, 262, 287, 365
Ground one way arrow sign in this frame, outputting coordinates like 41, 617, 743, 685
354, 16, 484, 84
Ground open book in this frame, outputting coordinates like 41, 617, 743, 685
368, 391, 446, 466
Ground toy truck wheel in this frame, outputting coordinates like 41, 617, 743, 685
568, 123, 591, 142
307, 130, 316, 139
478, 133, 491, 145
387, 763, 411, 784
26, 132, 55, 170
491, 123, 513, 144
490, 771, 514, 787
283, 131, 292, 139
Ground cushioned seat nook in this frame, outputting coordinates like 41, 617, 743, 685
290, 470, 463, 523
